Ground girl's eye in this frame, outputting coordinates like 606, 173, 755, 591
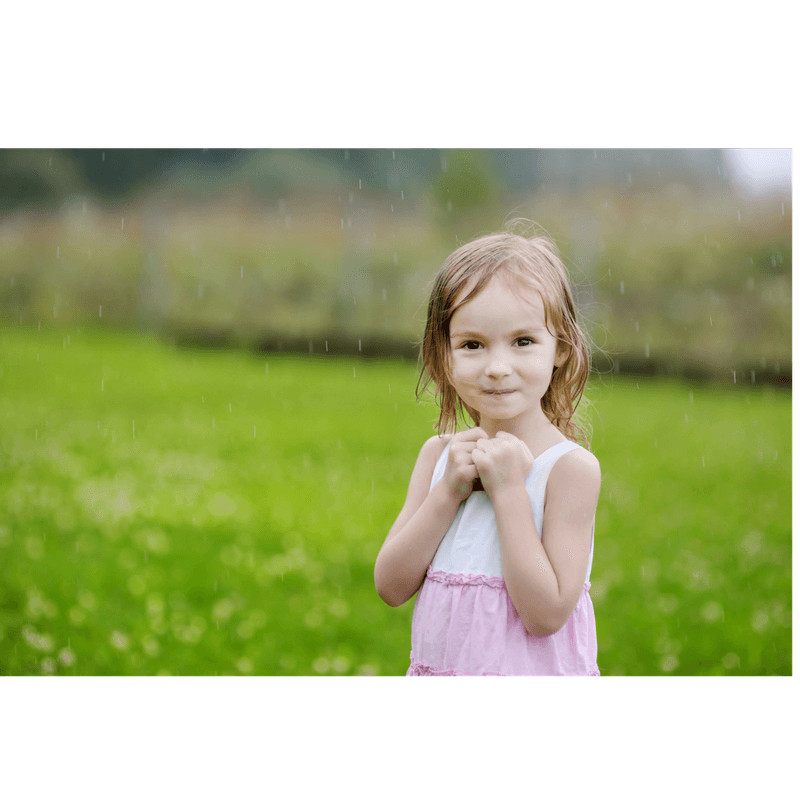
462, 341, 482, 350
516, 337, 535, 346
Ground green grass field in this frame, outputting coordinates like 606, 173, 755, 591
0, 325, 791, 675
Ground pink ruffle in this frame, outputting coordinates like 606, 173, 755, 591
425, 568, 506, 589
407, 656, 503, 677
407, 569, 599, 676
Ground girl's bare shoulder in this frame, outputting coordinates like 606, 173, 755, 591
547, 446, 601, 500
401, 434, 451, 487
391, 434, 453, 526
418, 433, 453, 463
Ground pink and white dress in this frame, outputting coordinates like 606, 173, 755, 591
407, 439, 600, 676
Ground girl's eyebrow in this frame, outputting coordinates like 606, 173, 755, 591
450, 327, 543, 338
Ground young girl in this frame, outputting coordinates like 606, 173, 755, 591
375, 226, 601, 676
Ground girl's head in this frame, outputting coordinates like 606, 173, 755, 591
417, 224, 591, 445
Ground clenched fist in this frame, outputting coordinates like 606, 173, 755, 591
471, 431, 534, 497
443, 427, 489, 503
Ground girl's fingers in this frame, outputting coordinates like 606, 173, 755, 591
454, 427, 489, 442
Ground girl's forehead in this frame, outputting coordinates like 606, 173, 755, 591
451, 275, 550, 332
454, 272, 545, 313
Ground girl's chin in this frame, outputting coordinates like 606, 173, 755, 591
475, 407, 521, 424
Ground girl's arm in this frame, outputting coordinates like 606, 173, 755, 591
374, 435, 457, 606
475, 436, 601, 636
375, 428, 487, 607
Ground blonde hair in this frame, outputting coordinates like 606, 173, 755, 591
417, 224, 592, 447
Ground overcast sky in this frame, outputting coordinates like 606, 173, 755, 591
722, 149, 792, 196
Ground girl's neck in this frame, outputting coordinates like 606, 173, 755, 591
478, 410, 565, 456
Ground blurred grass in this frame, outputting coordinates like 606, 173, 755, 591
0, 325, 791, 675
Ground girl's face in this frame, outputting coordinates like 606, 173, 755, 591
448, 275, 566, 429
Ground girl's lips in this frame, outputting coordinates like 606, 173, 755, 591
483, 389, 515, 395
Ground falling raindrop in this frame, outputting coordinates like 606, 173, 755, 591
325, 341, 329, 352
737, 210, 741, 222
751, 371, 755, 383
98, 305, 102, 318
400, 191, 404, 200
620, 281, 625, 294
358, 339, 362, 352
121, 217, 125, 232
57, 246, 60, 259
359, 179, 362, 189
732, 371, 737, 384
644, 344, 650, 358
390, 204, 394, 212
709, 317, 713, 326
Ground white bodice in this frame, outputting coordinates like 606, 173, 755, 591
429, 439, 594, 584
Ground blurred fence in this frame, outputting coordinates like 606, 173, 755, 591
0, 175, 791, 386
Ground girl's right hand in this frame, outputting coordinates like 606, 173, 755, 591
443, 427, 490, 503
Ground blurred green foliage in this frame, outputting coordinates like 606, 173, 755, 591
0, 326, 790, 675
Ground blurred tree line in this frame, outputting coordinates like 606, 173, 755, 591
0, 148, 790, 384
0, 148, 733, 212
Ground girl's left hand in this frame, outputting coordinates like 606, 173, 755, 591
471, 432, 534, 496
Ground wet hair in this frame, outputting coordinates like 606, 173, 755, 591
417, 222, 592, 447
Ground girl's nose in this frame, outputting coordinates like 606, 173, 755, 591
484, 352, 512, 378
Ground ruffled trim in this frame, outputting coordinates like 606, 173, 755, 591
407, 655, 600, 677
425, 567, 505, 589
407, 656, 502, 677
426, 566, 592, 594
